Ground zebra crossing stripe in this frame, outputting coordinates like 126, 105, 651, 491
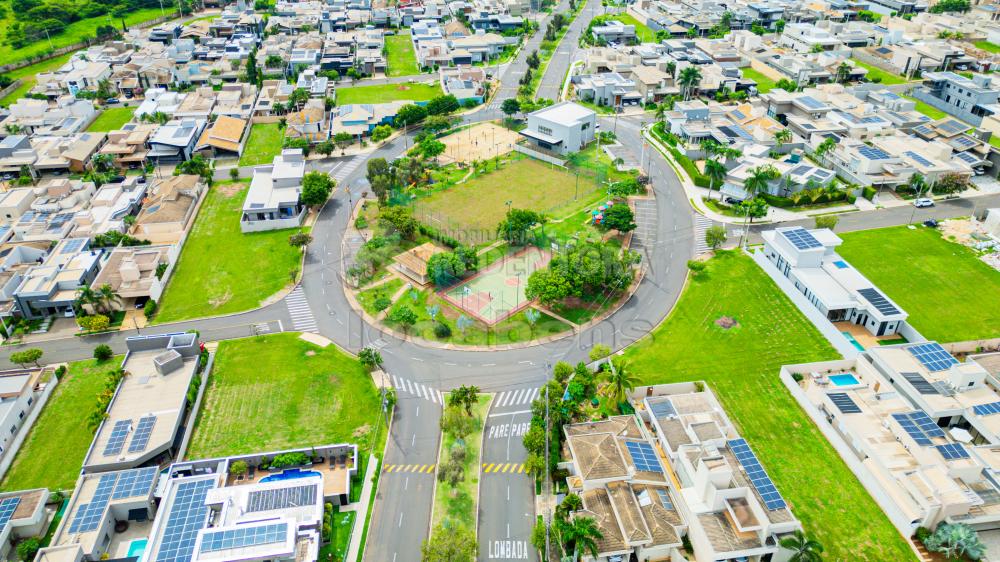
286, 287, 318, 332
496, 392, 507, 406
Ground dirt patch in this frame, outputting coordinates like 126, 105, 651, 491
215, 182, 244, 197
438, 122, 521, 165
208, 289, 233, 308
305, 350, 316, 356
396, 85, 411, 91
715, 316, 739, 330
352, 423, 371, 439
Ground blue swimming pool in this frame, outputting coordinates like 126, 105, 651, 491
260, 468, 320, 483
127, 538, 148, 559
829, 373, 861, 387
841, 331, 865, 351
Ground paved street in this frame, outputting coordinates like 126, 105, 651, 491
535, 0, 604, 101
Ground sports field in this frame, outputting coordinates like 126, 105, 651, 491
439, 123, 520, 164
439, 247, 550, 324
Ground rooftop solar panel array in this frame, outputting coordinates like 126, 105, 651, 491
859, 146, 891, 160
199, 522, 288, 554
246, 484, 317, 513
974, 401, 1000, 416
955, 151, 981, 164
908, 342, 959, 372
728, 439, 787, 510
891, 411, 945, 445
61, 238, 85, 254
828, 392, 861, 414
648, 400, 677, 419
938, 120, 968, 135
902, 372, 939, 395
951, 135, 978, 149
781, 227, 822, 250
103, 419, 132, 457
112, 467, 158, 500
936, 443, 970, 460
655, 488, 673, 510
798, 96, 825, 109
624, 441, 662, 473
68, 473, 117, 534
904, 151, 933, 167
0, 497, 21, 530
128, 415, 158, 454
156, 479, 216, 562
857, 287, 901, 316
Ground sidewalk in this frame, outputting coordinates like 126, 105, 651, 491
343, 453, 379, 562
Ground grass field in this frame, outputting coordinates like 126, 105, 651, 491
385, 32, 420, 76
86, 106, 135, 132
238, 123, 285, 167
975, 40, 1000, 54
851, 59, 907, 85
433, 394, 490, 531
622, 251, 915, 561
154, 181, 305, 323
837, 225, 1000, 342
902, 94, 950, 121
0, 356, 123, 492
336, 82, 441, 105
611, 13, 655, 43
187, 333, 384, 458
741, 67, 778, 93
0, 51, 75, 107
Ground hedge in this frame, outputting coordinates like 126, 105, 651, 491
667, 147, 711, 188
761, 189, 849, 208
863, 186, 877, 200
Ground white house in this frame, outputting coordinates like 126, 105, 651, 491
518, 101, 596, 157
241, 149, 306, 233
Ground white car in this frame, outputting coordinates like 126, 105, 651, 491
914, 198, 934, 208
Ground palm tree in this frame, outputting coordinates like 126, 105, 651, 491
780, 530, 824, 562
704, 158, 728, 201
561, 516, 603, 562
75, 286, 101, 314
678, 66, 702, 101
98, 284, 121, 314
743, 165, 778, 199
774, 129, 792, 152
604, 358, 639, 406
814, 137, 836, 159
836, 62, 852, 83
908, 172, 927, 196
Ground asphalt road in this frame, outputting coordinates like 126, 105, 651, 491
535, 0, 604, 101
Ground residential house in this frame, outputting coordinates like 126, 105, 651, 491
255, 80, 294, 116
0, 488, 49, 562
0, 96, 97, 138
572, 73, 642, 108
91, 245, 172, 309
330, 101, 407, 139
911, 71, 1000, 126
626, 65, 674, 103
392, 242, 444, 285
242, 149, 307, 232
131, 175, 205, 245
12, 237, 102, 320
148, 119, 208, 162
440, 66, 487, 104
12, 178, 96, 242
518, 101, 596, 157
590, 20, 638, 45
97, 123, 158, 170
0, 368, 47, 463
72, 177, 148, 238
285, 99, 329, 142
195, 115, 249, 158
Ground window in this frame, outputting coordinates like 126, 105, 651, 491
17, 411, 23, 420
538, 125, 553, 135
26, 397, 32, 406
581, 123, 590, 130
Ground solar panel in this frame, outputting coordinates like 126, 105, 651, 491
649, 400, 677, 419
625, 441, 662, 473
974, 401, 1000, 416
68, 473, 118, 534
908, 342, 959, 372
904, 151, 933, 167
798, 95, 825, 109
859, 146, 891, 160
913, 124, 935, 136
902, 372, 939, 395
936, 443, 970, 460
655, 488, 674, 510
857, 287, 901, 316
956, 151, 980, 164
828, 392, 861, 414
951, 135, 977, 148
103, 419, 132, 457
0, 497, 21, 530
156, 479, 216, 562
728, 439, 787, 510
199, 522, 288, 554
790, 165, 812, 176
246, 484, 318, 513
892, 411, 945, 445
128, 415, 157, 453
938, 120, 968, 134
781, 227, 822, 250
860, 116, 884, 124
112, 467, 158, 500
61, 239, 85, 254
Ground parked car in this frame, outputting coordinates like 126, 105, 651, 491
923, 219, 939, 228
724, 196, 740, 205
105, 98, 120, 104
110, 175, 126, 183
914, 198, 934, 208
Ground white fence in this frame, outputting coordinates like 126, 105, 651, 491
0, 375, 59, 484
239, 212, 305, 233
513, 143, 567, 167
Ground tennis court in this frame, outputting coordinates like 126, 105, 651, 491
439, 247, 551, 325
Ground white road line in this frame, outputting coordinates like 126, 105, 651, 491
405, 379, 414, 394
514, 388, 527, 404
496, 392, 507, 406
437, 390, 444, 404
488, 409, 532, 418
392, 374, 401, 387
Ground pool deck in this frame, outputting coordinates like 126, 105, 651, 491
226, 463, 353, 497
834, 322, 907, 350
106, 521, 153, 560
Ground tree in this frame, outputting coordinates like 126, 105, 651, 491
773, 128, 792, 151
315, 140, 334, 156
932, 172, 970, 195
705, 225, 726, 249
530, 518, 547, 554
396, 104, 427, 127
300, 171, 335, 208
418, 138, 446, 159
421, 525, 477, 562
426, 94, 460, 115
836, 62, 852, 83
704, 158, 727, 201
907, 172, 928, 196
10, 348, 43, 368
501, 98, 521, 118
678, 66, 702, 100
379, 206, 419, 239
779, 530, 824, 562
98, 284, 121, 314
245, 48, 260, 86
265, 54, 283, 68
929, 0, 970, 13
440, 405, 475, 439
76, 285, 101, 314
496, 208, 543, 245
589, 344, 611, 362
736, 197, 768, 222
427, 252, 467, 286
333, 132, 354, 151
814, 215, 839, 230
525, 268, 572, 306
924, 522, 986, 560
359, 347, 383, 370
776, 78, 798, 92
371, 124, 392, 142
601, 203, 636, 234
743, 165, 778, 198
388, 306, 417, 332
16, 538, 40, 562
423, 115, 454, 134
174, 154, 213, 183
289, 232, 313, 247
93, 344, 113, 361
603, 358, 638, 405
229, 460, 248, 477
560, 516, 603, 561
814, 137, 836, 159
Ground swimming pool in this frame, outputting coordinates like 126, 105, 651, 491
829, 373, 861, 387
841, 331, 865, 351
127, 538, 148, 559
259, 468, 320, 483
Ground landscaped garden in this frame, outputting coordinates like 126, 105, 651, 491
837, 225, 1000, 342
610, 13, 655, 43
620, 250, 914, 561
903, 94, 949, 120
385, 32, 420, 77
335, 82, 442, 105
741, 67, 778, 93
239, 123, 285, 167
975, 40, 1000, 54
86, 106, 135, 132
433, 389, 489, 532
154, 180, 307, 323
1, 356, 123, 492
851, 59, 908, 85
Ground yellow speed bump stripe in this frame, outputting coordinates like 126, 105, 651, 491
481, 463, 525, 474
384, 464, 436, 473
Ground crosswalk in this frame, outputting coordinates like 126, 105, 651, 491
481, 463, 527, 474
390, 374, 445, 405
631, 199, 657, 255
493, 387, 539, 409
331, 157, 361, 183
383, 464, 436, 474
285, 287, 318, 333
694, 214, 715, 255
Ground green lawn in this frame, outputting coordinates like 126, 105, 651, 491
357, 278, 404, 316
851, 59, 907, 85
385, 32, 420, 76
975, 40, 1000, 54
741, 67, 778, 93
187, 333, 384, 458
902, 94, 950, 121
336, 82, 441, 105
622, 251, 915, 561
319, 510, 356, 561
0, 51, 74, 107
837, 225, 1000, 342
611, 13, 655, 43
154, 181, 305, 323
433, 394, 490, 531
238, 123, 285, 167
86, 106, 135, 132
0, 356, 123, 492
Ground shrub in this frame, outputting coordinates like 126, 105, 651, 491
863, 186, 877, 200
17, 538, 41, 561
589, 344, 611, 362
792, 373, 804, 383
270, 452, 310, 469
687, 260, 707, 275
355, 216, 369, 230
229, 460, 248, 476
93, 344, 113, 361
434, 322, 452, 339
915, 526, 932, 543
144, 300, 157, 320
373, 295, 392, 312
54, 365, 67, 380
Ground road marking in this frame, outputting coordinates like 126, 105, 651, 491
496, 391, 507, 406
487, 540, 530, 559
488, 409, 531, 418
383, 464, 436, 474
482, 463, 525, 474
398, 512, 403, 528
285, 287, 318, 333
488, 421, 530, 439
